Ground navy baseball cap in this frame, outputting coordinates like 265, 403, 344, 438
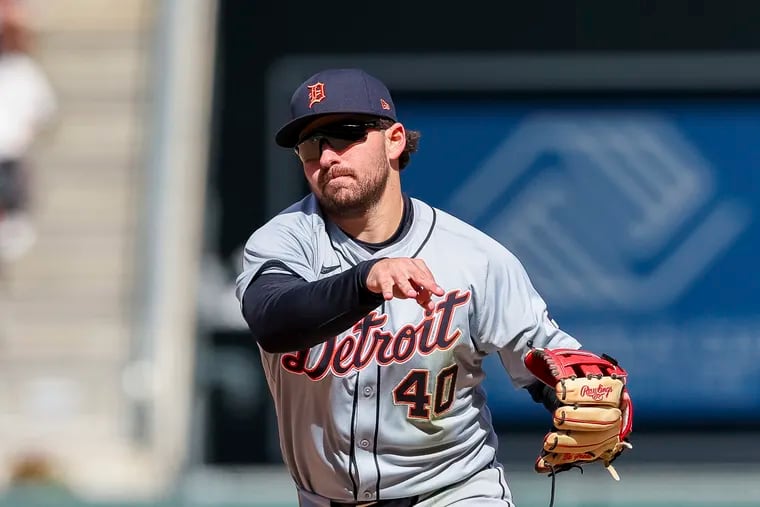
275, 68, 398, 148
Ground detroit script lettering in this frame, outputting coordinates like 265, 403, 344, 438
281, 290, 471, 380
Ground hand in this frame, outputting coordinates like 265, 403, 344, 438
365, 258, 444, 311
523, 348, 633, 480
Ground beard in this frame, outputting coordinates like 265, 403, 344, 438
313, 157, 391, 219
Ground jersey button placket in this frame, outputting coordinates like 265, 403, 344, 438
353, 373, 379, 498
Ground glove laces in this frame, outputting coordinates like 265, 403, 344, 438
546, 463, 583, 507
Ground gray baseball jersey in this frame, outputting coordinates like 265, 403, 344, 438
235, 194, 581, 504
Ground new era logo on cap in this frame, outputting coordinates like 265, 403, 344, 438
275, 68, 398, 147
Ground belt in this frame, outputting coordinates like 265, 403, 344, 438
330, 496, 419, 507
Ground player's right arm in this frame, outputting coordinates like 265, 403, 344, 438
235, 214, 382, 353
241, 263, 384, 353
241, 257, 444, 353
236, 208, 444, 353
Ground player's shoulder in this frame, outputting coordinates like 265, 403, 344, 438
248, 194, 326, 244
420, 200, 505, 246
418, 199, 524, 263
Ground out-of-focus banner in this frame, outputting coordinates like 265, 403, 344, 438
398, 97, 760, 426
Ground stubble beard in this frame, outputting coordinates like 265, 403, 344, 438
315, 159, 391, 219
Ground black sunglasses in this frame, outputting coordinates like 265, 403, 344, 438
294, 121, 384, 162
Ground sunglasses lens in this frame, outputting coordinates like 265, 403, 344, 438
295, 123, 376, 162
322, 135, 356, 151
295, 138, 321, 162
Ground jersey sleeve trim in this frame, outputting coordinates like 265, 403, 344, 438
252, 258, 301, 282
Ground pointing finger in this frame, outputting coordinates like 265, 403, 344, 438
393, 274, 419, 299
409, 273, 443, 297
412, 260, 444, 295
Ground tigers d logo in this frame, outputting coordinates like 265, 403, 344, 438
307, 82, 326, 108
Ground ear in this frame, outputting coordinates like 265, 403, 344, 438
385, 122, 406, 160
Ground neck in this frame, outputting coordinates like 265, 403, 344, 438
330, 186, 405, 243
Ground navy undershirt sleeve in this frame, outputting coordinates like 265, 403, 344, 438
241, 259, 385, 353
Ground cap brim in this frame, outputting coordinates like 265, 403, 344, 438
275, 114, 330, 148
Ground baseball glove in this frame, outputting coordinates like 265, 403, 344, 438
524, 347, 633, 480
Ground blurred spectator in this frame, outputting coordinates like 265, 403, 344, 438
1, 451, 78, 504
7, 452, 63, 487
0, 0, 56, 262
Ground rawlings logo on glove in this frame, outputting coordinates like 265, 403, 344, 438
524, 347, 633, 481
579, 384, 615, 401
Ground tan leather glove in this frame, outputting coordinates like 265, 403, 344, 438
524, 348, 634, 480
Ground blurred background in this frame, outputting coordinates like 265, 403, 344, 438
0, 0, 758, 506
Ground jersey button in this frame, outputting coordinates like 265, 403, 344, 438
363, 386, 373, 397
359, 439, 370, 448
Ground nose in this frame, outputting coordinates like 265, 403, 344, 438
319, 140, 341, 165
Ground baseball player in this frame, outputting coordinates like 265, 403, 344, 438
236, 68, 622, 507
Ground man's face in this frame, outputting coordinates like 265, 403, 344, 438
296, 115, 392, 218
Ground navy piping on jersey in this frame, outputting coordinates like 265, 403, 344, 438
410, 203, 435, 259
495, 462, 508, 500
372, 305, 385, 499
373, 364, 382, 499
348, 374, 360, 501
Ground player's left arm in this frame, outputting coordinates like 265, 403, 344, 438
470, 239, 581, 388
472, 239, 634, 480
